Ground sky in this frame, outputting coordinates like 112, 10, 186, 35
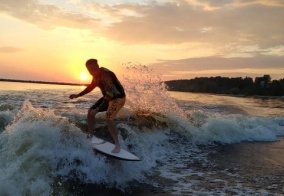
0, 0, 284, 83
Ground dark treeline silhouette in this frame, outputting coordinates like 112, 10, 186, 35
0, 78, 87, 86
165, 75, 284, 96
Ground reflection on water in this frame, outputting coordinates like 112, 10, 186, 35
169, 91, 284, 117
1, 82, 283, 117
0, 81, 81, 91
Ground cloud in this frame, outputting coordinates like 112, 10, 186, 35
185, 0, 284, 10
0, 0, 100, 30
0, 46, 22, 53
1, 0, 284, 58
102, 1, 284, 47
68, 0, 81, 5
151, 55, 284, 80
153, 55, 284, 71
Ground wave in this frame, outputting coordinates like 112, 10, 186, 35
0, 100, 167, 195
191, 114, 284, 144
1, 99, 283, 195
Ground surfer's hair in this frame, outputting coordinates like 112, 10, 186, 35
86, 59, 98, 66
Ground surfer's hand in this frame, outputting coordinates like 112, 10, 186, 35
69, 94, 79, 99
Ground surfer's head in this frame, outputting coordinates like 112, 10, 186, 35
86, 59, 99, 76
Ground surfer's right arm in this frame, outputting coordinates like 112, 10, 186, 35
69, 79, 96, 99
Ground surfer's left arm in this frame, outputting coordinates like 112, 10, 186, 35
69, 79, 96, 99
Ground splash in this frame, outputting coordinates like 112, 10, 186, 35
121, 64, 175, 113
121, 63, 196, 135
0, 100, 171, 195
0, 100, 97, 195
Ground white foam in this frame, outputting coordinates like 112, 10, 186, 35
0, 100, 180, 195
192, 114, 284, 144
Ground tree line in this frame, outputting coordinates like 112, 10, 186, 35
165, 75, 284, 96
0, 78, 86, 86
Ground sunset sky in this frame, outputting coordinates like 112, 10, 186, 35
0, 0, 284, 83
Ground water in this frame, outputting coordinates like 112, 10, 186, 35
0, 68, 284, 195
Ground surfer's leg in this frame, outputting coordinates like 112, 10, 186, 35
106, 119, 121, 153
87, 98, 107, 137
105, 97, 126, 153
87, 109, 98, 137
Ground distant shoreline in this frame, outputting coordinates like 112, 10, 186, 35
165, 76, 284, 97
0, 78, 87, 86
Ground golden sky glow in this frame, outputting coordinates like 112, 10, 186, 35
0, 0, 284, 83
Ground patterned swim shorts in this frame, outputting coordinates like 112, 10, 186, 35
105, 97, 126, 120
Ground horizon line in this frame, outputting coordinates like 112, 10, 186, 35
0, 78, 87, 86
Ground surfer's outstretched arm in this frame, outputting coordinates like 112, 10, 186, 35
69, 82, 96, 99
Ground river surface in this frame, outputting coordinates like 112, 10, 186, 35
0, 81, 283, 195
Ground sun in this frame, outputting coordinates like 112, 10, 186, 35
80, 72, 88, 81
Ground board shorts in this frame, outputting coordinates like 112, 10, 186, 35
90, 97, 126, 120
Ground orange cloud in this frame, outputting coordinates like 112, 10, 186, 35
0, 46, 22, 53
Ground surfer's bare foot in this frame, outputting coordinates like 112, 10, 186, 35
112, 145, 121, 153
87, 133, 93, 139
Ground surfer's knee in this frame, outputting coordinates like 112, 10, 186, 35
88, 109, 97, 118
106, 119, 113, 125
106, 119, 116, 129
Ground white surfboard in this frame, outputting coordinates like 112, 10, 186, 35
91, 136, 141, 161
